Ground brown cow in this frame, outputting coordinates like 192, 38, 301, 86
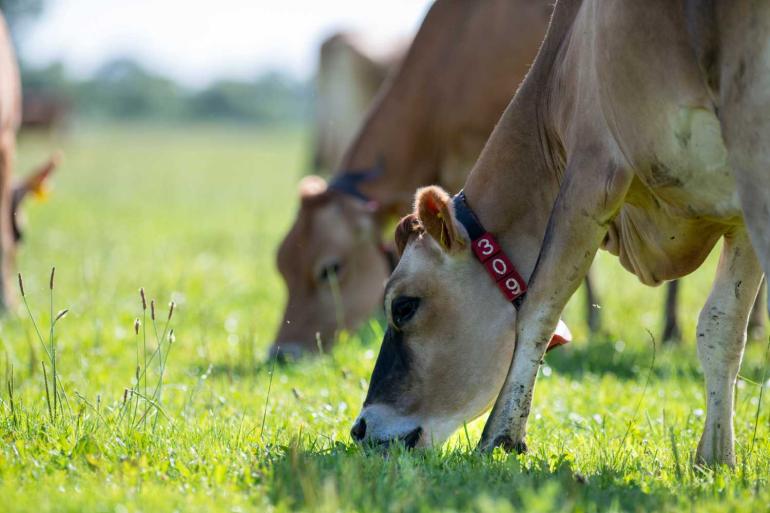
272, 0, 555, 359
0, 11, 58, 308
353, 0, 769, 467
312, 32, 402, 173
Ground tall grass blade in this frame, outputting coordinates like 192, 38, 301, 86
7, 364, 16, 427
49, 267, 58, 419
41, 361, 52, 422
750, 334, 770, 454
260, 350, 277, 440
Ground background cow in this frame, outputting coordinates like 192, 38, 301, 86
312, 32, 403, 174
271, 0, 553, 359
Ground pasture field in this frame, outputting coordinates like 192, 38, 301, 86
1, 124, 769, 512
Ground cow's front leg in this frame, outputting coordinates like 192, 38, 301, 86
695, 229, 762, 467
478, 156, 632, 452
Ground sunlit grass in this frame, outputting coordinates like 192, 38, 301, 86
0, 124, 768, 512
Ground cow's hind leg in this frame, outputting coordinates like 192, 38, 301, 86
695, 229, 762, 467
584, 268, 601, 334
747, 278, 766, 340
662, 280, 682, 343
718, 1, 770, 300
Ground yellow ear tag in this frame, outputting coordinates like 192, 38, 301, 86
32, 184, 50, 202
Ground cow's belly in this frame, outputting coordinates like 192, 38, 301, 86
603, 107, 744, 285
604, 200, 727, 285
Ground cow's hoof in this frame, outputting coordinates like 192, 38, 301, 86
695, 439, 735, 469
477, 434, 527, 454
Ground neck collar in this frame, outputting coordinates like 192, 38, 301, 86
452, 191, 527, 304
452, 191, 570, 352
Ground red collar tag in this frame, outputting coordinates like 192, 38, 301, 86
470, 232, 527, 302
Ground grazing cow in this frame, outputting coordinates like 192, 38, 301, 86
0, 11, 58, 308
312, 32, 401, 173
352, 0, 768, 467
271, 0, 553, 359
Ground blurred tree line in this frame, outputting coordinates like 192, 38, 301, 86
2, 0, 312, 125
21, 59, 312, 125
0, 0, 44, 34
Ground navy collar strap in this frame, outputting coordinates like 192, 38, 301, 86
452, 191, 486, 240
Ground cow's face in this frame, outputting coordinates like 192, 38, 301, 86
350, 186, 517, 448
270, 176, 390, 359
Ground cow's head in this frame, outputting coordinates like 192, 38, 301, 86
270, 175, 391, 359
350, 186, 519, 447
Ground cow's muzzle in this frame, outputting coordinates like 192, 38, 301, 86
351, 420, 422, 449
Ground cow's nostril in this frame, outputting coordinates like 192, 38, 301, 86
350, 418, 367, 442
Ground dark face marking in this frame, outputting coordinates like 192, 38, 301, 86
363, 326, 414, 407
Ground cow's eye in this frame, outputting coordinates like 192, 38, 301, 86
391, 296, 420, 329
317, 261, 342, 283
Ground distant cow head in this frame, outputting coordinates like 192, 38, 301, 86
350, 186, 519, 448
270, 175, 391, 359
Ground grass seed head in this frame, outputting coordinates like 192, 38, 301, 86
17, 273, 24, 297
168, 301, 175, 321
151, 299, 156, 320
140, 288, 147, 310
55, 309, 69, 321
49, 267, 55, 290
134, 318, 141, 334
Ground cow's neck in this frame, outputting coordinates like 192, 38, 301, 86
334, 1, 488, 218
335, 76, 434, 218
462, 103, 561, 283
461, 2, 577, 284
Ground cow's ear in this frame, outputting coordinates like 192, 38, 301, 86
299, 175, 328, 199
415, 186, 467, 253
394, 214, 422, 257
14, 152, 60, 204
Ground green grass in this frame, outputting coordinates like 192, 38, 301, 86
1, 124, 768, 512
